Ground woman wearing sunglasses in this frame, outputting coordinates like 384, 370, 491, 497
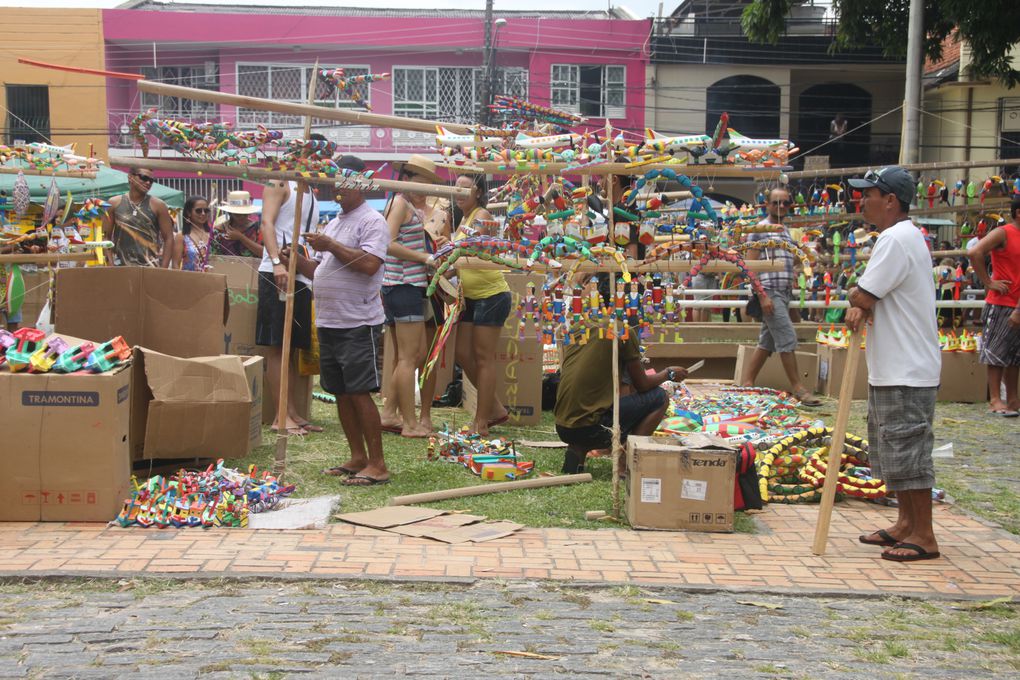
103, 169, 175, 267
172, 195, 213, 271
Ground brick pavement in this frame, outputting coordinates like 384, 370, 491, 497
1, 501, 1018, 599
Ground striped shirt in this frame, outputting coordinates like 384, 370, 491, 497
382, 201, 428, 287
313, 201, 390, 329
747, 220, 796, 292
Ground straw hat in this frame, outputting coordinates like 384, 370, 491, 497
220, 190, 260, 215
393, 154, 441, 184
852, 227, 875, 244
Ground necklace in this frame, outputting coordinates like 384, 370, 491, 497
126, 195, 144, 217
188, 230, 211, 271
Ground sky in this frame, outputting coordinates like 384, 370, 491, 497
0, 0, 672, 19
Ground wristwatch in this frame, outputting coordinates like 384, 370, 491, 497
667, 369, 676, 382
271, 256, 282, 266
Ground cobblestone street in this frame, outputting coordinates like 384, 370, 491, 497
0, 579, 1017, 679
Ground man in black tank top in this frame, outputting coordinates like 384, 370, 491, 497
102, 168, 175, 267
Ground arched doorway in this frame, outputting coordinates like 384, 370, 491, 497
706, 76, 780, 139
797, 83, 872, 168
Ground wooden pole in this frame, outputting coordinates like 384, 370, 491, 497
389, 473, 593, 506
812, 330, 863, 555
0, 167, 98, 179
783, 198, 1010, 226
273, 62, 319, 476
441, 161, 781, 179
114, 157, 470, 200
0, 251, 96, 264
134, 79, 473, 136
606, 174, 624, 519
786, 157, 1020, 181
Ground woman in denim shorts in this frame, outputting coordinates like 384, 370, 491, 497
378, 156, 444, 438
452, 174, 511, 435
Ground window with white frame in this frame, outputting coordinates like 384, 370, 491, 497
550, 64, 626, 119
139, 66, 218, 120
393, 66, 528, 124
235, 63, 371, 130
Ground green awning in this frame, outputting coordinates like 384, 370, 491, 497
0, 166, 184, 209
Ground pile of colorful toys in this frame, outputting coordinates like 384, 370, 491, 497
427, 425, 534, 481
113, 460, 296, 529
660, 385, 814, 446
0, 329, 130, 374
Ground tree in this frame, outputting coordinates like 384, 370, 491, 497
742, 0, 1020, 87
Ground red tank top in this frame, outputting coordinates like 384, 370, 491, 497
987, 223, 1020, 307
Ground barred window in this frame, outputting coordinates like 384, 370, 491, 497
550, 64, 626, 119
139, 65, 218, 120
393, 66, 528, 124
235, 64, 371, 130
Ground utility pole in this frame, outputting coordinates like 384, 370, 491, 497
478, 0, 495, 126
900, 0, 923, 164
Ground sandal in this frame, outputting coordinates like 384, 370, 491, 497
859, 528, 900, 547
323, 466, 359, 477
795, 392, 823, 407
270, 426, 308, 437
881, 542, 941, 562
343, 474, 390, 486
298, 422, 325, 432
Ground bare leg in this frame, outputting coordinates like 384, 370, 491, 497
418, 320, 439, 432
379, 329, 401, 428
287, 353, 309, 426
345, 392, 389, 484
740, 347, 772, 387
1006, 365, 1020, 411
334, 396, 368, 474
988, 365, 1008, 412
392, 321, 429, 437
468, 324, 506, 435
883, 488, 939, 557
630, 389, 670, 437
263, 345, 301, 431
777, 351, 809, 397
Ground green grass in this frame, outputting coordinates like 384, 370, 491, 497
231, 398, 758, 531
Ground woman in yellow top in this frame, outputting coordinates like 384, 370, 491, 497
452, 174, 510, 435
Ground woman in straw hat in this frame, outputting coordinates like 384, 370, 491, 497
378, 155, 448, 437
211, 190, 264, 258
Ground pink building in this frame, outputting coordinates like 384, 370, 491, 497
104, 2, 650, 197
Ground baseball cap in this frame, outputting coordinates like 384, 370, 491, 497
848, 166, 915, 206
336, 154, 366, 173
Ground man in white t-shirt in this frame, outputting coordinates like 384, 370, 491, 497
846, 166, 942, 563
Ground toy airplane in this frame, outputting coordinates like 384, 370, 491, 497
435, 125, 503, 151
514, 131, 581, 149
27, 142, 76, 156
726, 129, 798, 157
641, 128, 712, 156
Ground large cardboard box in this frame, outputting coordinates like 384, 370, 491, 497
816, 344, 869, 399
462, 335, 543, 425
625, 434, 737, 533
209, 255, 261, 356
0, 335, 131, 522
55, 267, 228, 357
733, 344, 818, 392
130, 348, 263, 460
935, 351, 985, 402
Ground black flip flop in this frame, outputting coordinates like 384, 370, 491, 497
343, 474, 390, 487
380, 424, 403, 434
881, 542, 941, 562
323, 466, 358, 477
859, 529, 900, 547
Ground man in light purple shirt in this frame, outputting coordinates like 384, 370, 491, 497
287, 155, 392, 486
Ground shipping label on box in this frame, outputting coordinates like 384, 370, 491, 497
625, 435, 737, 533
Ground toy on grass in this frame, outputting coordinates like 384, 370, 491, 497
427, 425, 533, 481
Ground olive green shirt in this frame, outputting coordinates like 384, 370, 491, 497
554, 334, 641, 429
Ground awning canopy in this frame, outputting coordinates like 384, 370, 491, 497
0, 166, 184, 209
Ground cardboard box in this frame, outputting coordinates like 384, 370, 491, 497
937, 351, 986, 403
209, 255, 261, 356
55, 267, 228, 358
816, 344, 869, 399
130, 348, 263, 460
260, 368, 312, 426
733, 344, 818, 392
0, 334, 131, 522
462, 336, 543, 425
625, 434, 737, 532
502, 272, 545, 338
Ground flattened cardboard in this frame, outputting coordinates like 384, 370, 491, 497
0, 333, 131, 522
625, 435, 737, 533
130, 348, 262, 460
463, 336, 543, 425
734, 344, 818, 392
387, 513, 487, 537
335, 506, 446, 529
424, 520, 524, 543
55, 267, 228, 358
209, 255, 261, 356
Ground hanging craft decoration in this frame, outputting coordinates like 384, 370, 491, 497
317, 67, 390, 111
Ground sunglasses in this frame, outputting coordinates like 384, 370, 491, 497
863, 169, 895, 195
133, 174, 155, 183
770, 200, 793, 206
193, 208, 210, 213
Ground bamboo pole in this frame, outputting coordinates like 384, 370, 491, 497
442, 161, 781, 179
273, 63, 318, 476
783, 198, 1010, 226
786, 157, 1020, 181
0, 251, 96, 264
388, 473, 593, 506
0, 167, 98, 179
452, 257, 784, 274
812, 330, 863, 555
133, 80, 473, 136
113, 157, 469, 200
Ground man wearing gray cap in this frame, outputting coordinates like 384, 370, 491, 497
845, 166, 942, 562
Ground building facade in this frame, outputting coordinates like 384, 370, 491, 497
103, 2, 650, 198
